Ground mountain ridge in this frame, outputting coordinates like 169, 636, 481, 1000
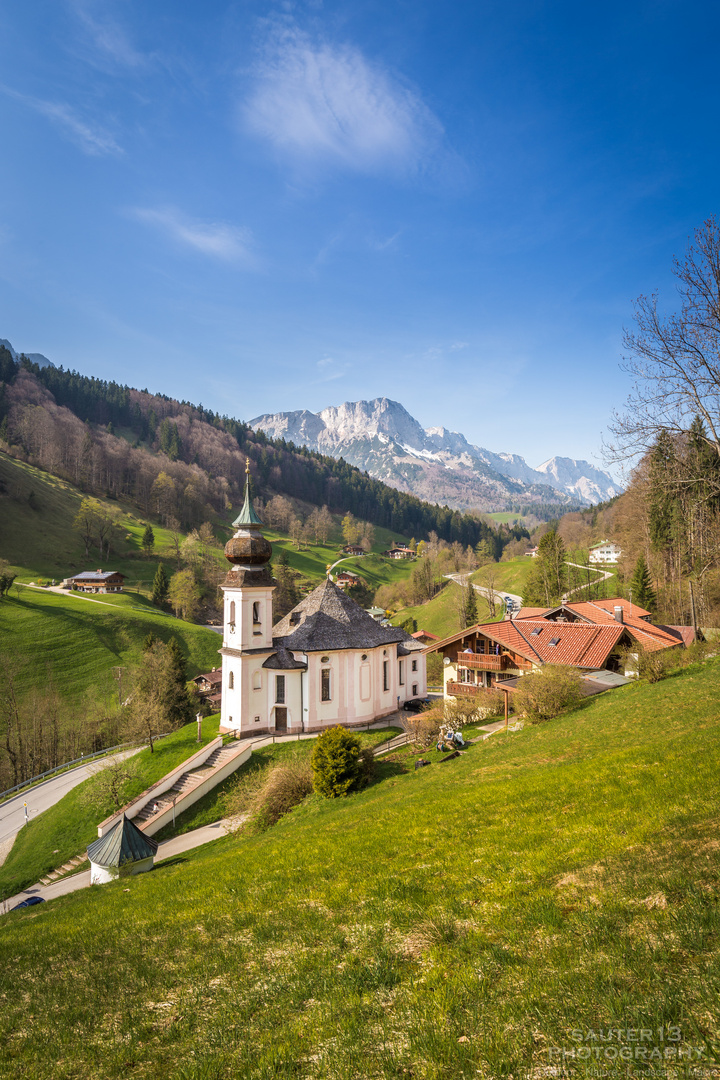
250, 397, 621, 511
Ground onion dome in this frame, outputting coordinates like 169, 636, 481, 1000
224, 461, 273, 572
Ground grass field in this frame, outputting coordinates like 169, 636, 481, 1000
0, 715, 222, 900
391, 580, 505, 640
473, 555, 535, 597
1, 656, 719, 1077
0, 586, 222, 700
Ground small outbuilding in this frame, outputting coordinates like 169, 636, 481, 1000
87, 814, 159, 884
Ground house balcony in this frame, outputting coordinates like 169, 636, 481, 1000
446, 681, 496, 696
456, 652, 507, 671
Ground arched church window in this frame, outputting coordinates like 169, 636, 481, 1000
252, 601, 261, 625
228, 671, 234, 690
229, 600, 236, 625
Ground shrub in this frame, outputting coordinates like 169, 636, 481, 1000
310, 726, 366, 798
404, 710, 442, 748
226, 756, 313, 831
512, 665, 583, 722
474, 689, 506, 720
443, 694, 482, 727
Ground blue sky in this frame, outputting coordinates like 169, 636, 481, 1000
1, 1, 718, 471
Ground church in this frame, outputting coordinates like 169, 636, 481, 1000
218, 469, 427, 737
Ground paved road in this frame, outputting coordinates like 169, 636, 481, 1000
2, 818, 235, 912
444, 572, 523, 615
562, 562, 615, 601
0, 748, 144, 863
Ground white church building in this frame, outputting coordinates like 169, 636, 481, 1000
218, 469, 427, 737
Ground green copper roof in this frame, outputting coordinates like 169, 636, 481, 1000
232, 477, 263, 528
87, 815, 158, 868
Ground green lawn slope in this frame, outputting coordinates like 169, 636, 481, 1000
0, 586, 222, 700
3, 658, 718, 1077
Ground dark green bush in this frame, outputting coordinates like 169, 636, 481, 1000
311, 726, 366, 798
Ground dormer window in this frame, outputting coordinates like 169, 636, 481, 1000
290, 612, 301, 625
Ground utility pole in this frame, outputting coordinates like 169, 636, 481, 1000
112, 666, 125, 708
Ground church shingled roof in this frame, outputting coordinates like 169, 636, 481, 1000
86, 815, 158, 868
272, 577, 424, 653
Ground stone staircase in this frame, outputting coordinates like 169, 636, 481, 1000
40, 854, 88, 886
133, 743, 241, 827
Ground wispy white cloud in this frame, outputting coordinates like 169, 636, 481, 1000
314, 357, 348, 382
241, 26, 443, 175
0, 84, 122, 155
129, 206, 254, 263
68, 0, 145, 69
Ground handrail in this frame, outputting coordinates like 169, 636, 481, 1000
0, 734, 171, 803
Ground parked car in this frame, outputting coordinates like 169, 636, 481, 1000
11, 896, 45, 910
402, 697, 431, 713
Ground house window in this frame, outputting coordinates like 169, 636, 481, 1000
383, 660, 389, 692
276, 675, 285, 704
321, 668, 331, 702
229, 600, 235, 625
252, 671, 262, 691
411, 659, 417, 672
398, 660, 404, 685
412, 683, 418, 696
228, 671, 234, 690
252, 601, 261, 624
254, 715, 260, 723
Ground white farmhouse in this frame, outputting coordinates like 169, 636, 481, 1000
588, 540, 623, 565
219, 467, 426, 737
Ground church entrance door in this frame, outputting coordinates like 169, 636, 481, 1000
275, 707, 287, 733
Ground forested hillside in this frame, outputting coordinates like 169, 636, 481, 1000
0, 347, 527, 555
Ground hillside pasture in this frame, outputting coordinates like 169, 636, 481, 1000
1, 658, 719, 1077
0, 586, 222, 700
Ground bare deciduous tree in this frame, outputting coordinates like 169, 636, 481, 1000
608, 217, 720, 468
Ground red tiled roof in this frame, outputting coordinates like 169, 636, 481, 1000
428, 619, 626, 669
566, 598, 652, 621
412, 629, 438, 640
514, 607, 548, 619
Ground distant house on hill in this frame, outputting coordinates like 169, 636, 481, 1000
412, 629, 439, 645
65, 569, 125, 593
342, 545, 364, 556
524, 546, 539, 558
192, 669, 223, 709
383, 547, 414, 560
588, 540, 623, 564
335, 570, 360, 589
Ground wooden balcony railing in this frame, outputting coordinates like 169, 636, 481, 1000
456, 652, 507, 671
446, 681, 495, 696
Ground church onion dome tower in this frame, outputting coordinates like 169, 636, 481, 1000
224, 461, 274, 586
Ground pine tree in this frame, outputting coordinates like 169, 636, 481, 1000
152, 563, 169, 607
464, 582, 478, 627
629, 555, 657, 613
165, 637, 193, 726
141, 523, 155, 554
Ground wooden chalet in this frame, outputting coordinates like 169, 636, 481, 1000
426, 597, 686, 700
342, 545, 365, 556
66, 569, 125, 594
335, 570, 360, 590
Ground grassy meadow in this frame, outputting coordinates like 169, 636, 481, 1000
0, 586, 222, 700
392, 580, 506, 639
3, 657, 718, 1077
